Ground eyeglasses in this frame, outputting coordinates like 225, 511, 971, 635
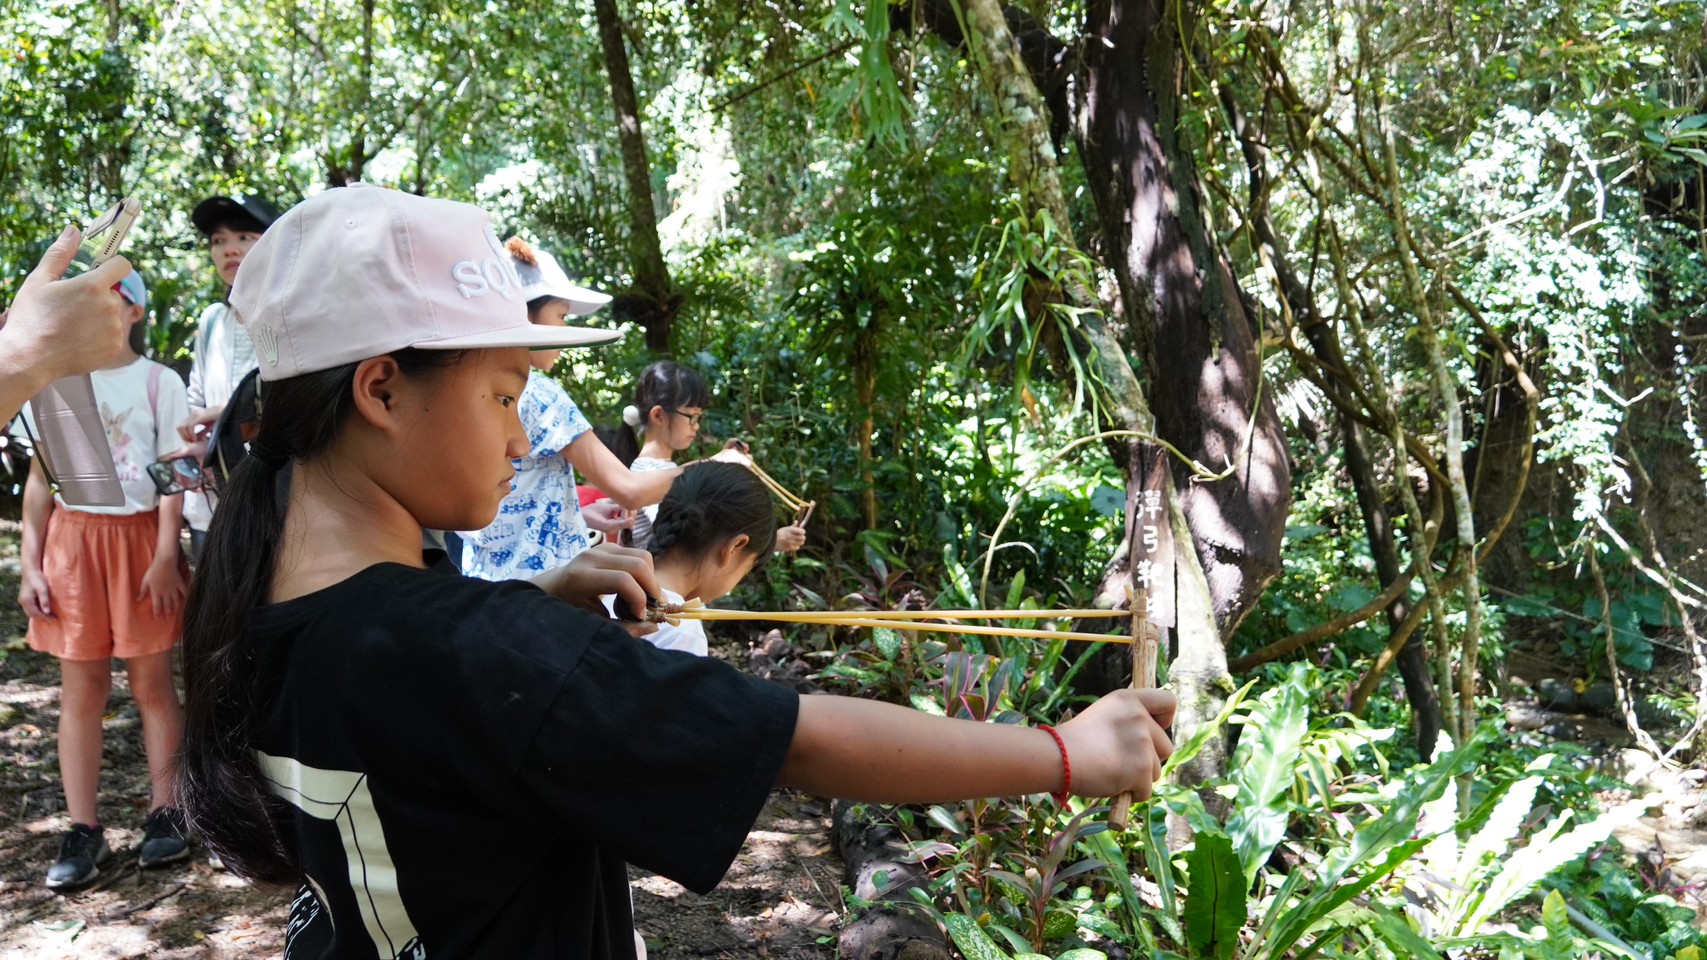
669, 409, 703, 428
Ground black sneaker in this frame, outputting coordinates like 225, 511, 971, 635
137, 807, 190, 868
44, 823, 109, 889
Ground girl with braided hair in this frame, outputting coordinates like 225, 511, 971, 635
631, 461, 776, 655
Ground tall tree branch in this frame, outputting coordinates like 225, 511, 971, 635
594, 0, 679, 353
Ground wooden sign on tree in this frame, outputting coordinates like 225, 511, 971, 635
1110, 443, 1174, 829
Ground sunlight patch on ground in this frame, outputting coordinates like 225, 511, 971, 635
19, 816, 69, 837
633, 873, 688, 900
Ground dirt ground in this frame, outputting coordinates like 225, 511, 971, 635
0, 526, 844, 959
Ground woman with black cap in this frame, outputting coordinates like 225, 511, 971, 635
176, 193, 282, 558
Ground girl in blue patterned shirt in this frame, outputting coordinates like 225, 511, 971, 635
460, 240, 739, 581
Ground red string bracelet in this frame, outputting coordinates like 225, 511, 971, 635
1039, 724, 1071, 805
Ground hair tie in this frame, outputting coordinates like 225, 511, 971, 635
504, 235, 538, 266
248, 439, 291, 469
622, 404, 642, 428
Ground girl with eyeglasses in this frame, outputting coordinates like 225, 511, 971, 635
612, 360, 807, 554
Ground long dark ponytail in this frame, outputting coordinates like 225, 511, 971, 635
647, 461, 777, 567
611, 361, 710, 466
178, 348, 462, 884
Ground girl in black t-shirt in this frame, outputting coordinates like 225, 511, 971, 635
176, 186, 1177, 958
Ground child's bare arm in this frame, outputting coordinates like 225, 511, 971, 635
20, 458, 52, 572
18, 458, 55, 618
564, 432, 680, 510
154, 492, 184, 564
138, 492, 187, 617
777, 688, 1176, 805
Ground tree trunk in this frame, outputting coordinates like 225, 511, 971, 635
1074, 0, 1292, 793
854, 316, 880, 531
1341, 411, 1442, 755
955, 0, 1260, 794
1221, 72, 1444, 753
1380, 123, 1486, 752
593, 0, 679, 353
95, 0, 132, 198
324, 0, 374, 187
1076, 0, 1290, 639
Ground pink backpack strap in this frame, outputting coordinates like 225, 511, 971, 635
147, 363, 168, 446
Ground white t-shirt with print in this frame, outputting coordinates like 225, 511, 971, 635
15, 357, 190, 516
601, 587, 707, 657
460, 371, 593, 581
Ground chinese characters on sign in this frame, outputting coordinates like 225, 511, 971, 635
1136, 488, 1163, 589
1131, 444, 1175, 629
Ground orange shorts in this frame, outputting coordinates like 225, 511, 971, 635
25, 509, 183, 662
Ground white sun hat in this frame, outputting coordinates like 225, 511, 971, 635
507, 241, 614, 317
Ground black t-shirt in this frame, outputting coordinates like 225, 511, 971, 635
247, 560, 799, 959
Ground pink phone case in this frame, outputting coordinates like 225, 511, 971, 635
32, 375, 124, 507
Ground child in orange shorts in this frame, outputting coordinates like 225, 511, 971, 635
14, 267, 192, 889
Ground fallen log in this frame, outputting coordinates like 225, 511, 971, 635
832, 800, 950, 960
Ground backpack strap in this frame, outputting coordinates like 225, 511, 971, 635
147, 363, 170, 450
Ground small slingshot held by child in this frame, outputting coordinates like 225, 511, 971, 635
744, 459, 816, 528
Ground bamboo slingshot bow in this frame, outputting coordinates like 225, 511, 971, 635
746, 460, 816, 528
1108, 584, 1161, 830
634, 598, 1151, 814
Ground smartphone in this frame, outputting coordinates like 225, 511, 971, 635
27, 198, 141, 507
146, 456, 204, 496
79, 198, 142, 269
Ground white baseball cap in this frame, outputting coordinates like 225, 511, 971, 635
230, 184, 621, 381
509, 242, 614, 317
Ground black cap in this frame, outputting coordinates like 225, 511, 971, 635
191, 195, 283, 237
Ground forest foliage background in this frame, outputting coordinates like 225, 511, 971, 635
4, 0, 1707, 956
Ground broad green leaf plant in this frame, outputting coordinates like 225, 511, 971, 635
904, 666, 1675, 960
1401, 753, 1658, 944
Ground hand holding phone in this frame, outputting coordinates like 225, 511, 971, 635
147, 455, 206, 497
22, 199, 142, 507
0, 224, 133, 424
178, 406, 222, 444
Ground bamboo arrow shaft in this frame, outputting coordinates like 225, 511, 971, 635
794, 617, 1129, 644
665, 608, 1130, 644
668, 607, 1128, 622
